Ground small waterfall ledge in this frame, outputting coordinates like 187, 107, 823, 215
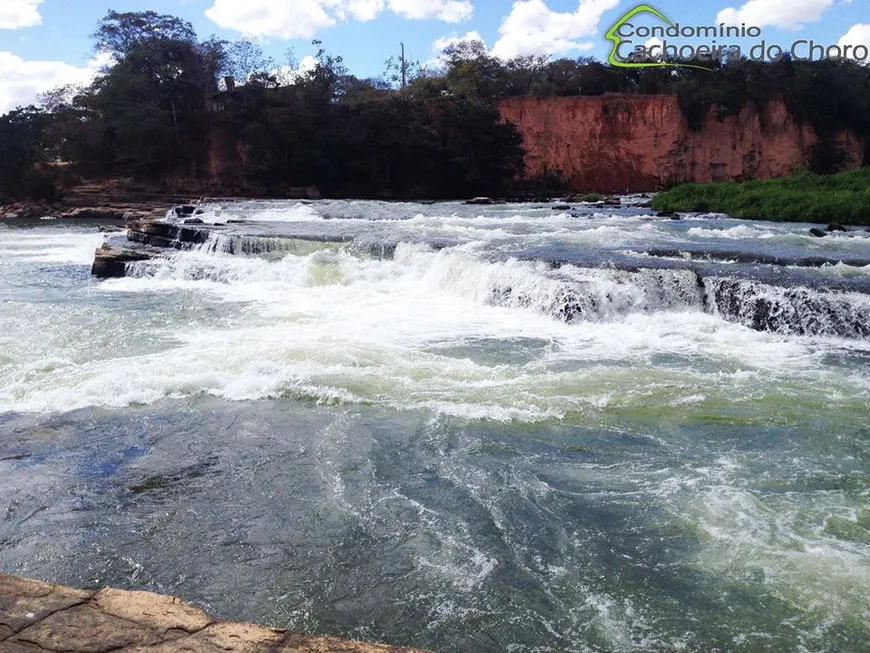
91, 216, 870, 340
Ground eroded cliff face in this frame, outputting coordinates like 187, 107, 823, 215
499, 95, 863, 193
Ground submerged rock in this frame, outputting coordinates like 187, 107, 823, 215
827, 223, 847, 232
809, 227, 827, 238
173, 204, 197, 217
566, 193, 604, 203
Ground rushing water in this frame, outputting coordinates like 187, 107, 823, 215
1, 201, 869, 652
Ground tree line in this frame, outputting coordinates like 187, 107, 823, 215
2, 10, 869, 202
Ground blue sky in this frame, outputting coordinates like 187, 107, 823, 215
1, 0, 868, 112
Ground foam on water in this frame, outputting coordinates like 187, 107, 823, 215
3, 238, 870, 427
2, 215, 870, 651
805, 261, 870, 279
675, 457, 870, 647
192, 201, 322, 224
686, 224, 772, 239
0, 232, 102, 264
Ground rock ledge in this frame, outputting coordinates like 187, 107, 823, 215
0, 572, 430, 652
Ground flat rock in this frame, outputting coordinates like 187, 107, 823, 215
91, 243, 163, 278
18, 603, 161, 652
92, 587, 213, 633
0, 572, 431, 653
0, 574, 90, 633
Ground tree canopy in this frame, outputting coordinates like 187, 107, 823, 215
2, 12, 868, 202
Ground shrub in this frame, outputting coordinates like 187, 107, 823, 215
650, 168, 870, 225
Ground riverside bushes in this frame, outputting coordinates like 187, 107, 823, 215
650, 168, 870, 225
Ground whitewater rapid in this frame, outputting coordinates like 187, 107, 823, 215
1, 200, 869, 652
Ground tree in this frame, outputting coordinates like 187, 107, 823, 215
92, 10, 196, 59
225, 38, 275, 85
382, 52, 422, 90
295, 40, 349, 105
441, 39, 511, 101
0, 107, 53, 201
65, 10, 233, 179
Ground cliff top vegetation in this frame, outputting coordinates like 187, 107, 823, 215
2, 10, 869, 201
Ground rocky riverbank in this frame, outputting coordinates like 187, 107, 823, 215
0, 184, 200, 221
0, 572, 428, 652
0, 199, 158, 220
0, 181, 327, 221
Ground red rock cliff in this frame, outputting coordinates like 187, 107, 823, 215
498, 95, 863, 193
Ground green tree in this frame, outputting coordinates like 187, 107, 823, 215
0, 106, 53, 201
92, 10, 197, 58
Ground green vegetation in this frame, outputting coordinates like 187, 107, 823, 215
4, 11, 525, 200
650, 168, 870, 225
0, 107, 56, 202
571, 193, 606, 203
3, 10, 870, 200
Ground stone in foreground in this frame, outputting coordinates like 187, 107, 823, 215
0, 572, 430, 653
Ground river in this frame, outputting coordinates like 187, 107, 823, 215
1, 199, 869, 652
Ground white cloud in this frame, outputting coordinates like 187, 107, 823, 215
433, 30, 486, 53
0, 51, 110, 114
205, 0, 472, 39
644, 36, 664, 59
0, 0, 43, 29
838, 23, 870, 62
716, 0, 833, 30
838, 23, 870, 48
346, 0, 386, 21
274, 54, 319, 85
206, 0, 334, 39
388, 0, 473, 22
491, 0, 620, 60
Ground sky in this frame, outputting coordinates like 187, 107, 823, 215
0, 0, 868, 112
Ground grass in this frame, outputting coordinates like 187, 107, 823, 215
650, 167, 870, 225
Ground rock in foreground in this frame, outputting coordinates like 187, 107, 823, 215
0, 572, 430, 653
